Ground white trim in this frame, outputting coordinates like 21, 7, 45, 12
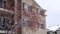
0, 30, 7, 33
0, 8, 14, 14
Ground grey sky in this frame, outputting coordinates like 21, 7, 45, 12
35, 0, 60, 27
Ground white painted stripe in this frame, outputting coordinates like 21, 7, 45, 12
0, 30, 7, 33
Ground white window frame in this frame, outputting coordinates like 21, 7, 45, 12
24, 3, 30, 12
38, 9, 41, 15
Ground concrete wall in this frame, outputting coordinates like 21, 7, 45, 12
22, 27, 47, 34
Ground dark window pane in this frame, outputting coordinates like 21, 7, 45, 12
0, 0, 3, 8
0, 26, 4, 30
3, 1, 6, 8
47, 32, 50, 34
0, 17, 4, 25
38, 23, 44, 29
18, 0, 21, 3
3, 18, 5, 23
0, 18, 1, 22
24, 20, 30, 27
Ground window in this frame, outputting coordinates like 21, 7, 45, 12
3, 1, 6, 8
47, 32, 50, 34
37, 9, 41, 15
24, 3, 30, 11
0, 17, 6, 30
0, 0, 7, 8
24, 19, 30, 27
0, 17, 6, 24
18, 0, 21, 3
0, 0, 3, 8
0, 18, 2, 22
38, 23, 44, 29
24, 20, 29, 27
0, 17, 4, 25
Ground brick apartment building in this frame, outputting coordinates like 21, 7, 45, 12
0, 0, 46, 34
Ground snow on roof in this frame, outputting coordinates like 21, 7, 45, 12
47, 25, 60, 31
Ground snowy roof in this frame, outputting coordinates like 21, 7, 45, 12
47, 25, 60, 31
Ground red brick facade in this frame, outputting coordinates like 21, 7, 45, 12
0, 0, 46, 34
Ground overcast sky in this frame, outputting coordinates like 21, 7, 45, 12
35, 0, 60, 27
